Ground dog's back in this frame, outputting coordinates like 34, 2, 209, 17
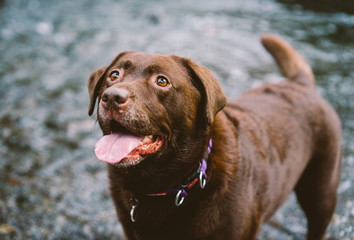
222, 35, 342, 240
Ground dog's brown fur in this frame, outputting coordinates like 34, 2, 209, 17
88, 35, 342, 240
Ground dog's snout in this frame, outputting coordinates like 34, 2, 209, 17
101, 88, 130, 108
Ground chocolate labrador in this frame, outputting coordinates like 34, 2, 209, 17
87, 35, 341, 240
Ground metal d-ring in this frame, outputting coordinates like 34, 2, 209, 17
130, 198, 139, 222
199, 171, 207, 189
175, 189, 185, 206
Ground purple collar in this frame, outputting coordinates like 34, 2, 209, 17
129, 138, 212, 222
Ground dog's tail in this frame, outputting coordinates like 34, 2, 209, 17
261, 34, 315, 89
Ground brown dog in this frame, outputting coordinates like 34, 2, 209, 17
87, 35, 341, 240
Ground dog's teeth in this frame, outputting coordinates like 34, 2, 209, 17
142, 135, 153, 143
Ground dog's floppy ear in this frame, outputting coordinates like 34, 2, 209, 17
87, 66, 107, 116
181, 58, 227, 126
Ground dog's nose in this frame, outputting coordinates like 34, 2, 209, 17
101, 88, 129, 108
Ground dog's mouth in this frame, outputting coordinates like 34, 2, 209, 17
95, 121, 164, 166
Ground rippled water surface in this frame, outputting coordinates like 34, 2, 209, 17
0, 0, 353, 239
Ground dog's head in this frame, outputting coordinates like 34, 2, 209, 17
88, 52, 226, 168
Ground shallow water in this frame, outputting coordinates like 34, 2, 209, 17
0, 0, 353, 239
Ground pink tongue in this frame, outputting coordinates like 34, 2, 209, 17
95, 133, 142, 163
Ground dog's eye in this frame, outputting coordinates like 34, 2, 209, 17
156, 76, 169, 87
110, 71, 119, 81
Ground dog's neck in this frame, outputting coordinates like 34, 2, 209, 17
138, 139, 211, 203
